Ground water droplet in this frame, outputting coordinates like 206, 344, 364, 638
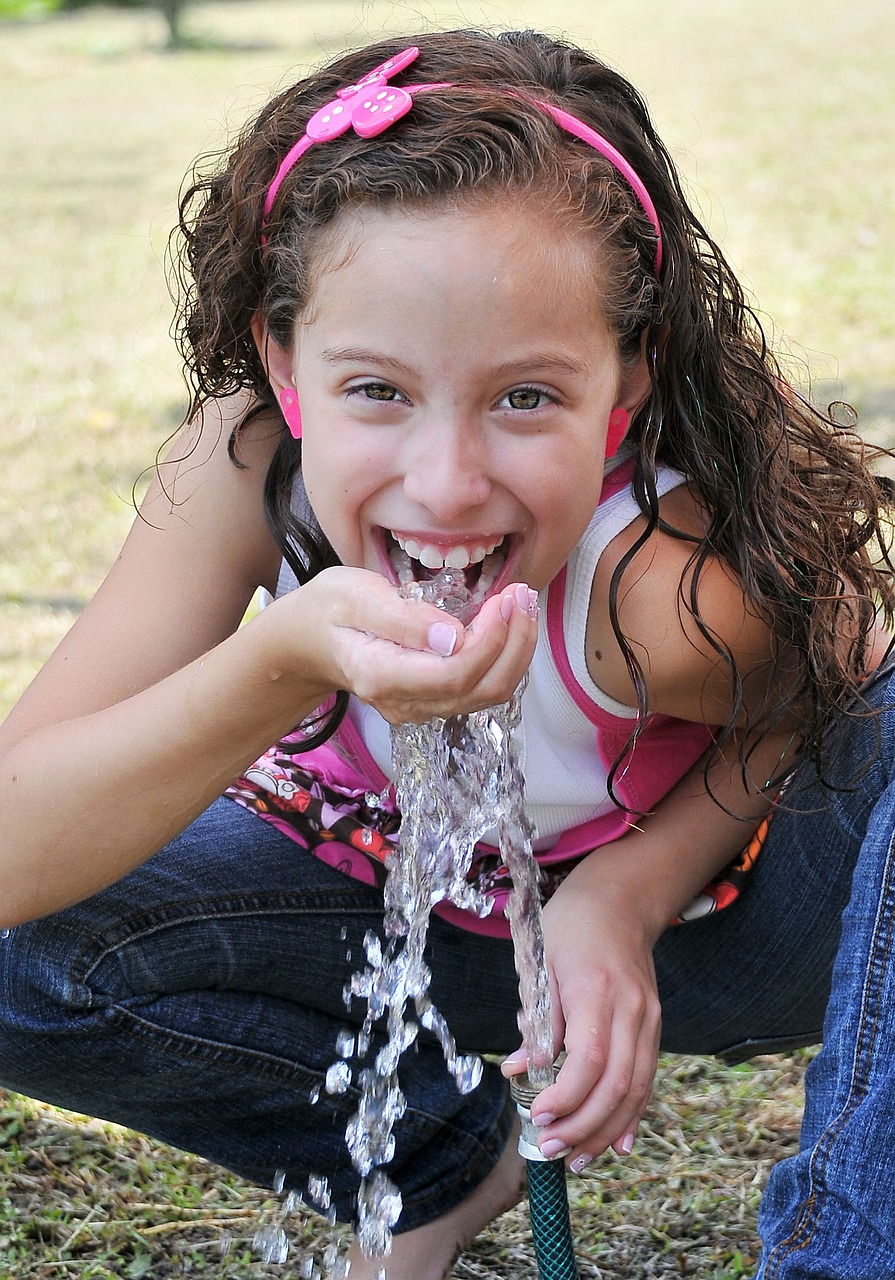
336, 1029, 355, 1059
325, 1061, 351, 1095
254, 1223, 289, 1264
308, 1173, 331, 1210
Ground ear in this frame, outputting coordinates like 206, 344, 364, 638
607, 343, 653, 457
251, 315, 302, 439
251, 314, 295, 399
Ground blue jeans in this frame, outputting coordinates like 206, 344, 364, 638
0, 667, 894, 1272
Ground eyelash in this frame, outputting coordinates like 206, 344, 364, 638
348, 381, 407, 403
346, 381, 557, 412
500, 386, 555, 412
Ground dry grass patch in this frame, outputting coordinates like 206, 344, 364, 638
0, 1053, 810, 1277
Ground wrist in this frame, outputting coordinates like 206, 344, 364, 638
223, 585, 339, 727
557, 839, 684, 946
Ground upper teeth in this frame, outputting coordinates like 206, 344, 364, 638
393, 535, 503, 571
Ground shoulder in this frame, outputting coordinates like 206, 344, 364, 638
586, 482, 780, 725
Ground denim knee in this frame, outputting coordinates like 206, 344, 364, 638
0, 803, 521, 1230
0, 910, 97, 1099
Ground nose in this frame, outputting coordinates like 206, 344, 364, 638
401, 416, 493, 521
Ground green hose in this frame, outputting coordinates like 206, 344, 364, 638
526, 1157, 581, 1280
509, 1072, 581, 1280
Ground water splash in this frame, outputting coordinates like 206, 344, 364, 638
335, 569, 554, 1263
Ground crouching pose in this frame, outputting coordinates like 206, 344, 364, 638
2, 28, 894, 1279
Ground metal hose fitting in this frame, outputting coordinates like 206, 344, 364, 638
509, 1066, 581, 1280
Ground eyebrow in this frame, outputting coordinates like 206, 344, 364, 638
320, 347, 417, 377
319, 346, 591, 380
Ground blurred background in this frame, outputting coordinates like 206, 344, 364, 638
0, 1, 893, 1275
2, 0, 894, 716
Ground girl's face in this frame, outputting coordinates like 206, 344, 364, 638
284, 202, 648, 598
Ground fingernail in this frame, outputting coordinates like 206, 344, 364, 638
570, 1153, 593, 1175
539, 1138, 573, 1160
427, 621, 457, 656
500, 593, 515, 622
515, 583, 539, 620
615, 1132, 635, 1155
532, 1111, 556, 1127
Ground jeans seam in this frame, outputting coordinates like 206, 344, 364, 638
764, 824, 895, 1275
103, 1002, 499, 1164
104, 1003, 354, 1093
70, 890, 384, 987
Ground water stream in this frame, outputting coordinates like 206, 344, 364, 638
333, 570, 554, 1270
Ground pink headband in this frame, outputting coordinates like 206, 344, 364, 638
261, 46, 663, 274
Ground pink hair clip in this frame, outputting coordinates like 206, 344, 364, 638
261, 45, 663, 273
262, 48, 423, 239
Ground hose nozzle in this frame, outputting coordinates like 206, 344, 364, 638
509, 1063, 566, 1162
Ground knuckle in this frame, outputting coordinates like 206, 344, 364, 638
602, 1071, 632, 1111
628, 1076, 653, 1110
581, 1039, 608, 1075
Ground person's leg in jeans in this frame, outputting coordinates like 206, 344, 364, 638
655, 665, 895, 1278
0, 797, 522, 1231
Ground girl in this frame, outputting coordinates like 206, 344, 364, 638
1, 27, 893, 1280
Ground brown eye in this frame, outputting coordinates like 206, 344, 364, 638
364, 383, 399, 401
506, 387, 545, 410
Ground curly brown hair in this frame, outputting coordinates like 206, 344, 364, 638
169, 27, 895, 793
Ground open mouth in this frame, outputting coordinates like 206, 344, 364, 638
386, 531, 510, 606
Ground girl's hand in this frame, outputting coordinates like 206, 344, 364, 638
284, 566, 540, 723
501, 873, 662, 1170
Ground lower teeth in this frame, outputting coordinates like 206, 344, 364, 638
474, 550, 502, 598
387, 543, 506, 600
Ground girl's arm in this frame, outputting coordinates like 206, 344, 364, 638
503, 482, 804, 1164
0, 398, 537, 926
504, 725, 796, 1165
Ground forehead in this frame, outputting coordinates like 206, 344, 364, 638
301, 199, 609, 328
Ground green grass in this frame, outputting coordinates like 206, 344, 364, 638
0, 1052, 811, 1277
1, 0, 893, 1274
2, 0, 894, 711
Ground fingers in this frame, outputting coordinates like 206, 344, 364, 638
502, 967, 660, 1171
316, 570, 539, 721
536, 1000, 660, 1167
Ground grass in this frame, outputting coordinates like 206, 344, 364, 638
1, 0, 893, 1274
1, 1052, 809, 1277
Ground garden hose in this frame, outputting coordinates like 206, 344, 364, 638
509, 1071, 581, 1280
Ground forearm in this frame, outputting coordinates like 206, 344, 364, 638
523, 731, 797, 1159
0, 604, 331, 926
562, 728, 796, 945
0, 570, 538, 926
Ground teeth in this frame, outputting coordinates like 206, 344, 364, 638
475, 550, 503, 598
388, 531, 509, 603
393, 534, 503, 571
419, 544, 447, 571
388, 542, 417, 585
443, 545, 471, 570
